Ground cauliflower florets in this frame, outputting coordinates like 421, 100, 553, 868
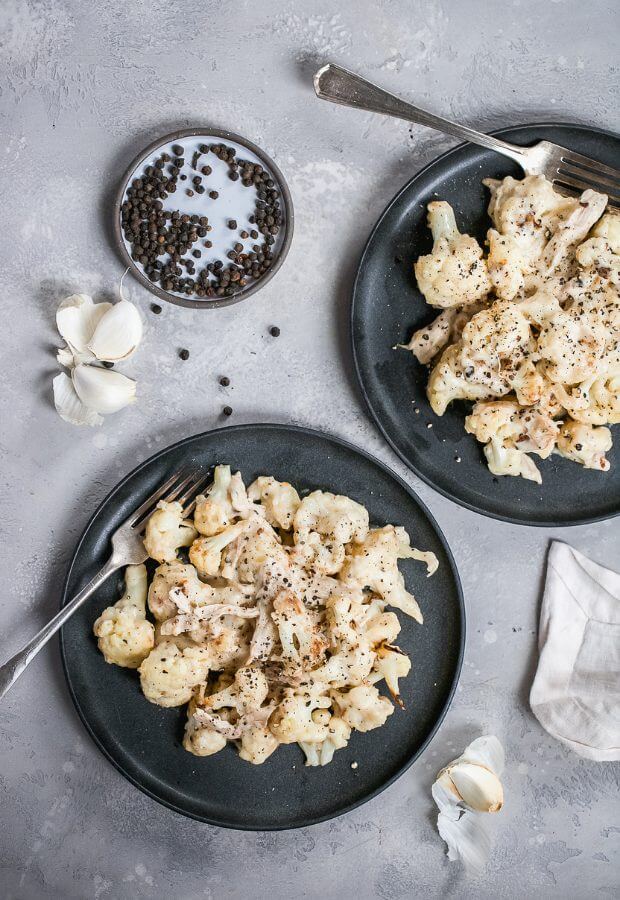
203, 665, 269, 716
293, 490, 369, 575
247, 476, 301, 530
221, 517, 288, 583
332, 684, 394, 733
239, 725, 279, 764
193, 465, 234, 536
299, 715, 351, 766
591, 211, 620, 254
427, 299, 535, 415
369, 645, 412, 706
183, 698, 228, 757
147, 561, 205, 621
556, 420, 612, 471
93, 564, 154, 668
143, 500, 197, 563
414, 201, 491, 308
189, 521, 248, 578
465, 399, 559, 477
269, 688, 332, 744
272, 589, 328, 669
139, 640, 210, 707
554, 374, 620, 426
340, 525, 436, 623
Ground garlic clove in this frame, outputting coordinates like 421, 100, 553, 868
444, 761, 503, 813
53, 372, 103, 427
87, 299, 143, 362
72, 364, 136, 414
432, 735, 505, 870
56, 346, 75, 368
56, 294, 112, 361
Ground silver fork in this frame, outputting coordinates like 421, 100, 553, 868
314, 63, 620, 205
0, 468, 210, 699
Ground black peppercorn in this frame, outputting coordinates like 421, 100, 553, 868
151, 303, 162, 314
209, 190, 219, 199
228, 219, 237, 229
179, 348, 190, 360
219, 376, 230, 387
269, 326, 280, 337
222, 405, 233, 416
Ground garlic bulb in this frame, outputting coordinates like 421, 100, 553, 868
432, 735, 505, 870
87, 299, 143, 362
53, 289, 143, 427
72, 364, 136, 414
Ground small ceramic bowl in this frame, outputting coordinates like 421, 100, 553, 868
113, 127, 294, 310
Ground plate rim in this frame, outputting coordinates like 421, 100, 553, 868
59, 422, 465, 831
351, 121, 620, 527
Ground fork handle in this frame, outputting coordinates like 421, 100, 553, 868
314, 63, 526, 165
0, 556, 120, 699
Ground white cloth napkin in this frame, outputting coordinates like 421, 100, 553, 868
530, 541, 620, 762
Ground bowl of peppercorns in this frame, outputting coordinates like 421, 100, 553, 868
114, 128, 294, 309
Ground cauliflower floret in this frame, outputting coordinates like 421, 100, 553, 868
271, 589, 328, 670
398, 308, 458, 365
369, 645, 412, 707
143, 500, 197, 563
293, 490, 370, 575
484, 438, 542, 484
203, 666, 269, 716
183, 698, 228, 757
541, 189, 608, 275
299, 715, 351, 766
332, 684, 394, 733
427, 300, 535, 415
340, 525, 436, 623
556, 420, 612, 471
537, 305, 609, 385
465, 399, 559, 462
414, 201, 491, 308
554, 373, 620, 426
204, 616, 253, 671
363, 610, 401, 646
220, 517, 288, 583
193, 465, 234, 536
484, 174, 578, 269
486, 229, 527, 300
247, 476, 301, 530
189, 521, 247, 578
427, 344, 499, 415
93, 564, 154, 668
139, 640, 210, 707
239, 725, 279, 764
269, 688, 332, 744
147, 561, 205, 621
591, 211, 620, 254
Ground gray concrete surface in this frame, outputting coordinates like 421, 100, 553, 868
1, 1, 618, 898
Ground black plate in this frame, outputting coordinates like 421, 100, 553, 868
352, 123, 620, 526
60, 424, 464, 830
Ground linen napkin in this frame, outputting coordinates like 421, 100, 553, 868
529, 541, 620, 761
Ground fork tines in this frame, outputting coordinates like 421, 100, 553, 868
131, 469, 211, 532
552, 146, 620, 206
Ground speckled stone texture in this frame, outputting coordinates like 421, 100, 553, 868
0, 1, 618, 898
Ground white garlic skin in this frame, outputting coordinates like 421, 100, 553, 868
87, 299, 143, 362
72, 364, 137, 414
